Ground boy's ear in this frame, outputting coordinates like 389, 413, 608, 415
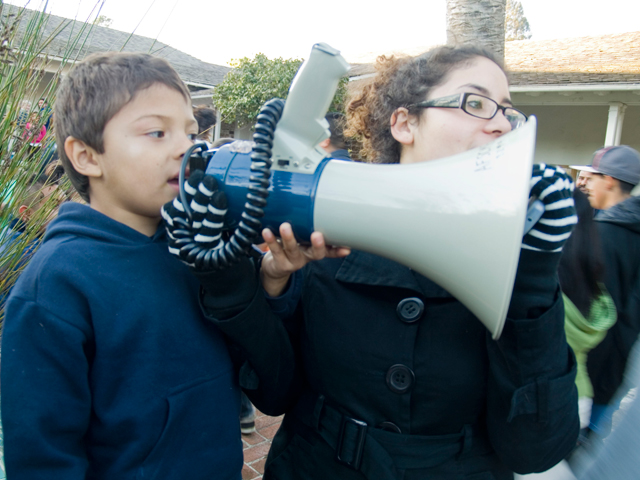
64, 136, 102, 178
390, 108, 415, 146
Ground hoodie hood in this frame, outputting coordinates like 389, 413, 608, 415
595, 195, 640, 234
44, 202, 166, 245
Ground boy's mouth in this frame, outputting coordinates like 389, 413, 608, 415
168, 168, 189, 185
168, 175, 181, 191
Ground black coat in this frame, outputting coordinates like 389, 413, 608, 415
215, 249, 579, 480
587, 196, 640, 405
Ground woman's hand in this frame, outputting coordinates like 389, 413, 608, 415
260, 222, 350, 297
522, 164, 577, 253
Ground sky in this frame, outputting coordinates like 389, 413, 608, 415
8, 0, 640, 66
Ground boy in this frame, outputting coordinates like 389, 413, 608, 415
1, 52, 294, 480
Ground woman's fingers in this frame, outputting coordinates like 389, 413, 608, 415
261, 227, 280, 251
306, 231, 328, 261
261, 223, 351, 276
279, 223, 303, 260
326, 245, 351, 258
310, 231, 350, 259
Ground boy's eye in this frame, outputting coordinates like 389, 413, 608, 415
148, 131, 164, 139
188, 133, 197, 142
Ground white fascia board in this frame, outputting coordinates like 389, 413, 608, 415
191, 93, 214, 99
510, 84, 640, 93
185, 80, 217, 89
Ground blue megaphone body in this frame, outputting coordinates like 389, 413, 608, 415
205, 146, 338, 241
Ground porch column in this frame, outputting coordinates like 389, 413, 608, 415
214, 109, 222, 141
604, 102, 627, 146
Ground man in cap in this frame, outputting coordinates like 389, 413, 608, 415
572, 145, 640, 441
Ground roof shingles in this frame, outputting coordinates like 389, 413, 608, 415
347, 32, 640, 87
7, 6, 230, 87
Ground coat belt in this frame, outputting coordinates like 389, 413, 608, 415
292, 391, 492, 480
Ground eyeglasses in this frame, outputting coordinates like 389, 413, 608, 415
408, 93, 528, 130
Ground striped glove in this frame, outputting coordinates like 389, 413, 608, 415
522, 164, 577, 252
161, 170, 227, 270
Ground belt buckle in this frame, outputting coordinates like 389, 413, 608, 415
335, 416, 368, 470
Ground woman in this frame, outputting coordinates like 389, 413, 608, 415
222, 45, 580, 479
559, 189, 616, 434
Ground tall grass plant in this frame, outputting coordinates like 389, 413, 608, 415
0, 1, 102, 327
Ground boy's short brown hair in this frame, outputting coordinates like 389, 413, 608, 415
55, 52, 191, 202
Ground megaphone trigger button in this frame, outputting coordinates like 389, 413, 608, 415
396, 298, 425, 324
386, 365, 415, 394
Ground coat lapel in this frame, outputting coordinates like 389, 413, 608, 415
334, 250, 454, 299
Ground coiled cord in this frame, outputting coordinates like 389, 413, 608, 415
178, 98, 285, 270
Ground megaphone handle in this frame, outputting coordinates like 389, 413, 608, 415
524, 198, 545, 235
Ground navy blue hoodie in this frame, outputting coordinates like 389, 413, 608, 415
1, 202, 242, 480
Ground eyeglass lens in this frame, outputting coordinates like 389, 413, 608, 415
463, 94, 526, 129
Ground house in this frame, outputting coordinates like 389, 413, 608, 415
508, 32, 640, 165
347, 32, 640, 165
4, 5, 236, 138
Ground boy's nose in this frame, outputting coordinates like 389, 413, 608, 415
176, 138, 196, 159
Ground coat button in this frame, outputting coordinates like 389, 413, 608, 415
386, 364, 415, 394
378, 421, 402, 434
396, 297, 424, 323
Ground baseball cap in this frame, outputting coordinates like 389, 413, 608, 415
570, 145, 640, 186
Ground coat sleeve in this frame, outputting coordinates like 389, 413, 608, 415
1, 297, 92, 480
587, 222, 640, 405
485, 249, 579, 474
200, 269, 303, 416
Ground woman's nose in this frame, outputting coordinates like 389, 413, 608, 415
485, 109, 513, 135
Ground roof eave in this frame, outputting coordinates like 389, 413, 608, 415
509, 83, 640, 93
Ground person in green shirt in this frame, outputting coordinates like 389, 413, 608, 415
559, 189, 617, 431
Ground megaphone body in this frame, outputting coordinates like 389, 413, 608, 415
196, 42, 540, 339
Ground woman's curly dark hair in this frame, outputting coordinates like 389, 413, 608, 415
345, 45, 503, 163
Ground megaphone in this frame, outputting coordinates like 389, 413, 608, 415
191, 43, 539, 339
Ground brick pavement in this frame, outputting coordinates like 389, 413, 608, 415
242, 410, 282, 480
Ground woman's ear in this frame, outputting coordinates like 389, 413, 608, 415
390, 108, 415, 146
64, 137, 102, 178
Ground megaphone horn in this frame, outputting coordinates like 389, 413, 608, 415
313, 119, 538, 339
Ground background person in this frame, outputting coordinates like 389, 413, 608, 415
38, 97, 53, 130
573, 145, 640, 441
193, 105, 216, 146
319, 112, 350, 160
0, 173, 64, 304
572, 169, 596, 195
558, 189, 616, 435
22, 112, 46, 146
